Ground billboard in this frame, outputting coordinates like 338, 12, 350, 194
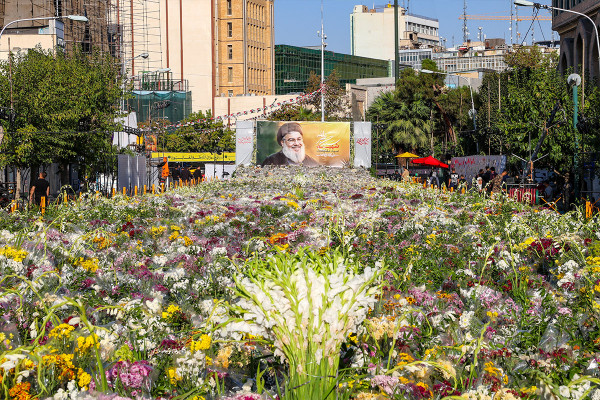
256, 121, 350, 167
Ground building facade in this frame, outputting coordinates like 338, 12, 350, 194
552, 0, 600, 79
1, 0, 275, 118
0, 0, 114, 60
216, 0, 274, 98
350, 4, 439, 60
132, 0, 274, 113
275, 44, 390, 95
396, 48, 509, 73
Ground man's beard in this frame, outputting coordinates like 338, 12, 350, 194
282, 143, 306, 164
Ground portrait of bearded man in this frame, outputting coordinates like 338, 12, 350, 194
261, 122, 319, 167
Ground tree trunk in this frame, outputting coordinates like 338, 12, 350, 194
15, 168, 21, 203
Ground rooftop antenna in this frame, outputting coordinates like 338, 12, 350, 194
510, 0, 514, 45
516, 4, 520, 43
406, 0, 410, 12
463, 0, 469, 44
531, 8, 535, 45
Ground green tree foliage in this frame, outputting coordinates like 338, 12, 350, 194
0, 47, 122, 170
476, 46, 594, 170
268, 70, 348, 121
366, 61, 475, 157
268, 103, 319, 121
157, 110, 235, 152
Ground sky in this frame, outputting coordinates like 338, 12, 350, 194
274, 0, 556, 54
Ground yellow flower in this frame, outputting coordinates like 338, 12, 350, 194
397, 352, 415, 367
76, 335, 99, 353
77, 258, 99, 273
170, 225, 181, 231
183, 236, 193, 246
49, 324, 75, 340
0, 246, 28, 263
151, 226, 167, 237
162, 304, 182, 319
484, 361, 501, 377
190, 334, 212, 352
487, 311, 498, 321
77, 368, 91, 389
167, 367, 182, 384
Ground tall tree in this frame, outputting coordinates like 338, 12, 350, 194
155, 110, 235, 152
476, 46, 592, 170
0, 46, 122, 191
305, 69, 349, 120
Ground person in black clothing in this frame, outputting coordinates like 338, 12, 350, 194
192, 167, 203, 181
180, 166, 191, 184
172, 165, 181, 183
29, 172, 50, 206
448, 167, 459, 191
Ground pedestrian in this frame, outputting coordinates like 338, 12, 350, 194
193, 167, 203, 181
448, 167, 459, 191
180, 165, 191, 184
172, 165, 181, 184
402, 167, 410, 183
29, 171, 50, 206
490, 170, 508, 199
429, 170, 439, 188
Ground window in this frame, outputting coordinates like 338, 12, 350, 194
227, 22, 233, 37
227, 45, 233, 60
228, 90, 233, 97
228, 67, 233, 82
227, 0, 232, 15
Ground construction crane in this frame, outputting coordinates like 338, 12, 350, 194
459, 15, 551, 21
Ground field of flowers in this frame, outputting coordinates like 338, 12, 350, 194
1, 165, 600, 400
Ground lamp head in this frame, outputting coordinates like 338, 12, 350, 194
514, 0, 536, 7
66, 15, 88, 22
139, 53, 150, 59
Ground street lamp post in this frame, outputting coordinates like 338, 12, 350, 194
121, 53, 149, 113
319, 0, 327, 122
0, 15, 89, 41
514, 0, 600, 76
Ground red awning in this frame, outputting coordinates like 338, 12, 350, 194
410, 155, 449, 168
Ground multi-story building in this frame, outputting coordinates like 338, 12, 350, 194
350, 4, 439, 60
396, 48, 509, 73
135, 0, 274, 114
0, 0, 114, 60
216, 0, 274, 97
275, 44, 390, 95
551, 0, 600, 79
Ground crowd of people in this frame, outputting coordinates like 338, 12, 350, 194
386, 164, 576, 211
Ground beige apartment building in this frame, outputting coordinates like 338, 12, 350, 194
1, 0, 274, 114
138, 0, 274, 113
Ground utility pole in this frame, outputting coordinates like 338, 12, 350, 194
320, 0, 326, 122
568, 73, 581, 203
394, 0, 399, 81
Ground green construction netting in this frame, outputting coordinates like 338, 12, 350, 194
127, 91, 192, 124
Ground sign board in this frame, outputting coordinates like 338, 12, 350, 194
150, 152, 235, 162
